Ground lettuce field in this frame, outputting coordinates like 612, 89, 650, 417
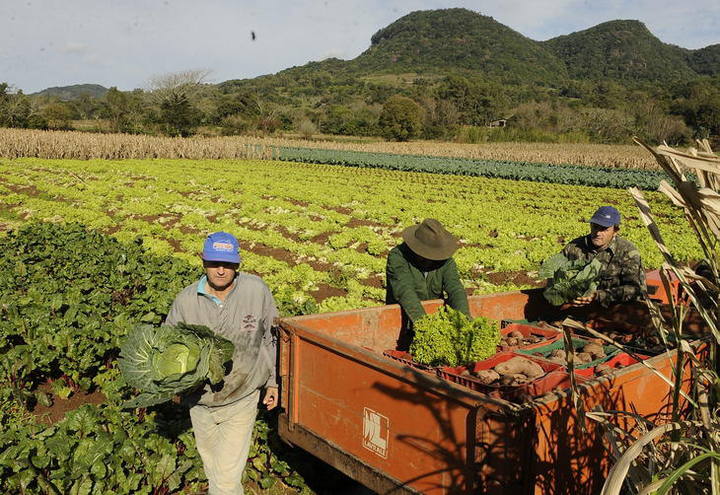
0, 150, 703, 494
0, 157, 701, 311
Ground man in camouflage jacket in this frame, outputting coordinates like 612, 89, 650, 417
561, 206, 647, 309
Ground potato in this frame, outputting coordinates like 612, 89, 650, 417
473, 369, 500, 385
506, 337, 521, 346
508, 330, 524, 339
595, 364, 612, 376
499, 375, 516, 386
575, 352, 593, 364
509, 373, 530, 385
550, 349, 566, 359
582, 343, 606, 359
494, 357, 544, 379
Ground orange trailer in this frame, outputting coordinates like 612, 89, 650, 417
277, 273, 698, 494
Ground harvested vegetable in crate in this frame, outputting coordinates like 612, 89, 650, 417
410, 306, 500, 367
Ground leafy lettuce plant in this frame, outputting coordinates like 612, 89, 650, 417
410, 306, 500, 366
118, 323, 234, 408
539, 253, 602, 306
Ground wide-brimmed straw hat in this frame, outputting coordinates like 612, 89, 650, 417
402, 218, 458, 260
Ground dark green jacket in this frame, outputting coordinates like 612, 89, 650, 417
385, 243, 470, 322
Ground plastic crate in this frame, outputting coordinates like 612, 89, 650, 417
516, 337, 620, 370
499, 323, 562, 351
437, 351, 581, 403
574, 352, 650, 378
383, 350, 434, 373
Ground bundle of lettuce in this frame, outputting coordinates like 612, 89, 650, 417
539, 253, 602, 306
410, 306, 500, 367
118, 322, 234, 408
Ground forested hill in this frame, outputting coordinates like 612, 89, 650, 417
347, 9, 569, 84
33, 84, 108, 101
543, 20, 699, 83
222, 8, 718, 91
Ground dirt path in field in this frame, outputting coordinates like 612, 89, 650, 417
30, 382, 106, 424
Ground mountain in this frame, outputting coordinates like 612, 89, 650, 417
688, 44, 720, 76
221, 10, 719, 99
543, 20, 697, 83
346, 8, 568, 84
33, 84, 108, 101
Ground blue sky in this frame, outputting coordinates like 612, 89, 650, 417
1, 0, 719, 93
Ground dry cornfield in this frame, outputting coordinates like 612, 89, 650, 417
0, 128, 276, 160
0, 127, 660, 168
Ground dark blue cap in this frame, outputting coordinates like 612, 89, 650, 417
589, 206, 621, 227
202, 232, 241, 263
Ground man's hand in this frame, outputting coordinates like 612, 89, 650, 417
570, 292, 596, 307
262, 386, 279, 410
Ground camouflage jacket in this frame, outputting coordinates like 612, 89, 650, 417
562, 235, 647, 307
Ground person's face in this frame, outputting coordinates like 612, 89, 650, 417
203, 260, 239, 291
409, 250, 445, 270
589, 223, 618, 249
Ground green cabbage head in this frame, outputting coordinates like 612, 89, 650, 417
539, 253, 602, 306
118, 322, 234, 408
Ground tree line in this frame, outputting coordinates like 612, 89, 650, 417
1, 70, 719, 145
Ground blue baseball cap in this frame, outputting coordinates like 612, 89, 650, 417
589, 206, 621, 227
202, 232, 241, 264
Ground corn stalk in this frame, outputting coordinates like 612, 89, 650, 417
599, 139, 720, 495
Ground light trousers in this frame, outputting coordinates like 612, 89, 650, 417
189, 390, 260, 495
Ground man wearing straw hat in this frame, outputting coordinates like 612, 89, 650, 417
386, 218, 470, 348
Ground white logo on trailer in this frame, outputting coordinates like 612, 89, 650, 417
363, 407, 389, 458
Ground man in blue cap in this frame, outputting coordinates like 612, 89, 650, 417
165, 232, 279, 495
559, 206, 647, 309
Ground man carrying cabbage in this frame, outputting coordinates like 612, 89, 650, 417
541, 206, 647, 312
164, 231, 279, 495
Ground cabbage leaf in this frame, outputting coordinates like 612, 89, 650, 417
539, 253, 602, 306
118, 322, 234, 408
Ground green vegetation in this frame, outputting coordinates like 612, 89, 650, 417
378, 95, 423, 141
538, 254, 602, 306
410, 306, 501, 366
0, 156, 703, 297
118, 323, 235, 408
0, 222, 309, 494
277, 146, 669, 189
543, 20, 696, 83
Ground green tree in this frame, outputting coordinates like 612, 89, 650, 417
102, 87, 133, 133
0, 83, 31, 128
378, 95, 423, 141
41, 101, 73, 130
148, 69, 208, 136
671, 80, 720, 139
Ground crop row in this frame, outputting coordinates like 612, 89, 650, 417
277, 147, 669, 190
0, 128, 660, 168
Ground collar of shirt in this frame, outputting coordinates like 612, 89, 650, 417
197, 275, 236, 306
584, 234, 618, 256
